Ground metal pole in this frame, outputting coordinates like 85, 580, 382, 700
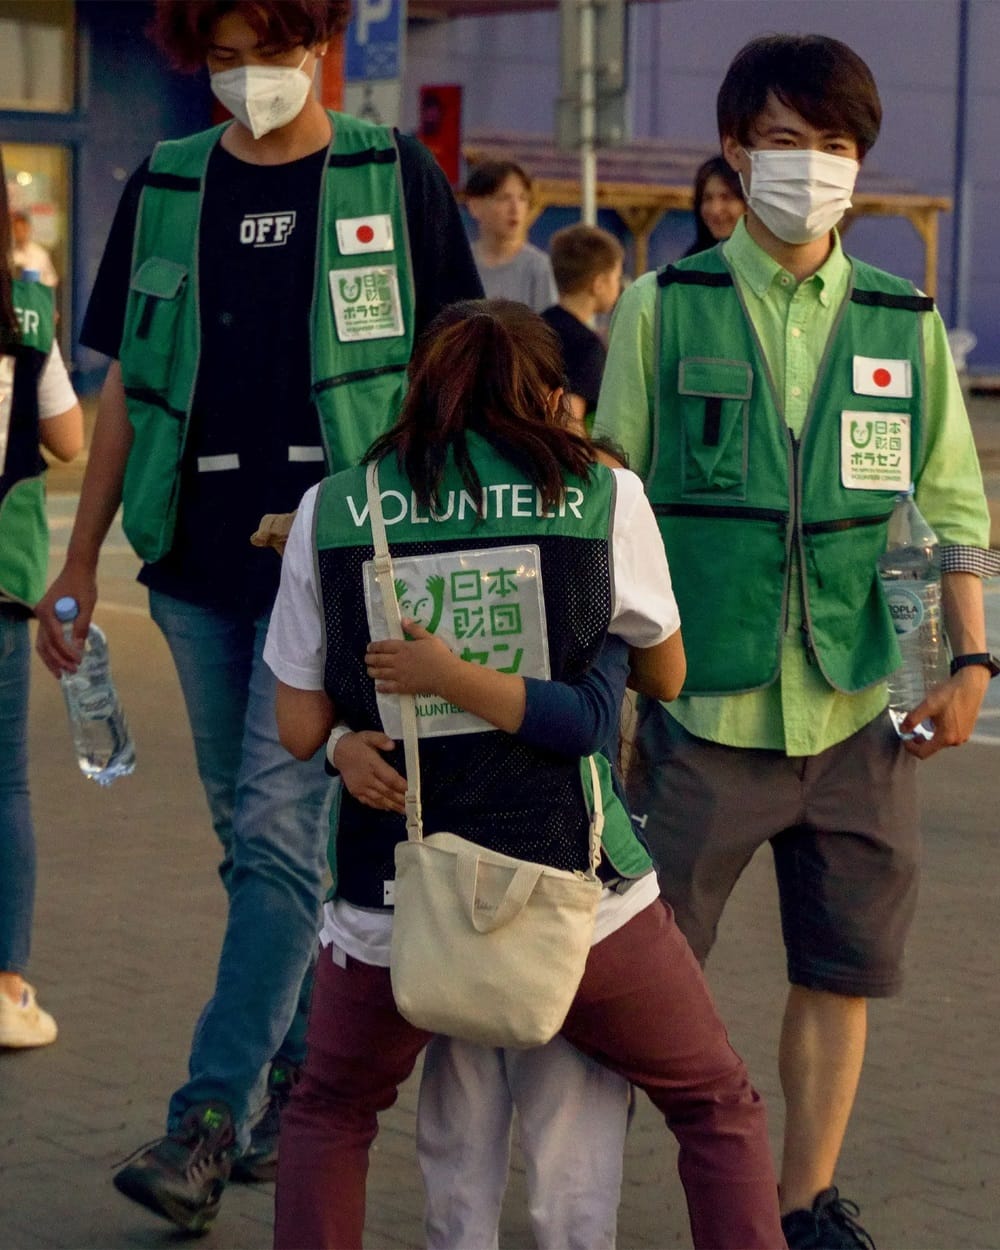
579, 0, 597, 224
950, 0, 971, 329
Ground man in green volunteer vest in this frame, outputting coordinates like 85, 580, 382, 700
595, 34, 998, 1250
34, 0, 481, 1234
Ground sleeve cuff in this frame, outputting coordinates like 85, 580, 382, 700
940, 545, 1000, 578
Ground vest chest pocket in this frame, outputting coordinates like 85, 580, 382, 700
123, 257, 188, 395
677, 358, 752, 499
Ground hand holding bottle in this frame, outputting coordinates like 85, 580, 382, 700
35, 563, 98, 676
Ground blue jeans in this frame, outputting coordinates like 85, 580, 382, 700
148, 591, 331, 1147
0, 610, 34, 975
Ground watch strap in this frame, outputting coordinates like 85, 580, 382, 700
950, 652, 1000, 678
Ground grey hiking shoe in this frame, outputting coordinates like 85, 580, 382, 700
113, 1101, 235, 1234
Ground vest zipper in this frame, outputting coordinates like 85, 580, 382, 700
787, 429, 816, 664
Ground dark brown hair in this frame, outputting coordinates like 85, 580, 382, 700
464, 160, 532, 200
0, 150, 19, 353
717, 34, 882, 160
549, 224, 624, 296
365, 300, 595, 513
154, 0, 350, 71
686, 155, 745, 255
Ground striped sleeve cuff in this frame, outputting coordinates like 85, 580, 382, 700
940, 545, 1000, 578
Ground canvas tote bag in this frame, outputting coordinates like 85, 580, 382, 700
364, 461, 605, 1048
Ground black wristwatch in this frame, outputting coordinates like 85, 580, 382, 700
950, 652, 1000, 678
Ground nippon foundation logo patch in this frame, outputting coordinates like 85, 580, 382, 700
336, 214, 394, 255
239, 211, 297, 247
852, 355, 912, 399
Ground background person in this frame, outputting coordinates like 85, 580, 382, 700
0, 154, 83, 1049
542, 223, 624, 434
33, 0, 481, 1235
683, 154, 745, 257
596, 33, 998, 1250
10, 210, 58, 288
464, 160, 557, 312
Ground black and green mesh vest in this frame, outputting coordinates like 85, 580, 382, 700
310, 435, 651, 907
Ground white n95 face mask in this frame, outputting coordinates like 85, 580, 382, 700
211, 51, 313, 140
740, 148, 859, 245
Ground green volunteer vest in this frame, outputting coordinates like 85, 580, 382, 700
0, 280, 56, 605
117, 112, 415, 562
314, 437, 653, 902
651, 250, 929, 694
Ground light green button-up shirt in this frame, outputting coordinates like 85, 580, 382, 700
594, 219, 991, 756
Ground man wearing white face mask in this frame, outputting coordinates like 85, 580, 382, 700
34, 0, 482, 1235
597, 33, 998, 1250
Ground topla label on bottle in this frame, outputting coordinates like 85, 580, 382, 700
884, 586, 925, 636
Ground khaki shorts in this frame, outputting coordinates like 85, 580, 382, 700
627, 701, 919, 997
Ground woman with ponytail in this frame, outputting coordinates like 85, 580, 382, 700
263, 299, 783, 1250
0, 152, 83, 1049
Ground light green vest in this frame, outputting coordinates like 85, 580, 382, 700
117, 112, 415, 562
0, 279, 56, 605
313, 438, 653, 902
651, 250, 929, 694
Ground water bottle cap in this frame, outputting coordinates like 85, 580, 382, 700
20, 268, 41, 282
53, 596, 80, 622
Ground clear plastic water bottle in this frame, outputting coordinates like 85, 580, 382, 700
877, 489, 951, 741
53, 596, 136, 785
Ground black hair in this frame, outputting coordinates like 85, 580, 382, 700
717, 34, 881, 159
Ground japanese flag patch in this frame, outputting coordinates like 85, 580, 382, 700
852, 355, 912, 399
336, 214, 394, 255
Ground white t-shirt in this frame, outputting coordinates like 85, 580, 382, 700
38, 340, 77, 419
13, 240, 57, 287
263, 465, 678, 965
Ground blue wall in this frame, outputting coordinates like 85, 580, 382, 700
404, 0, 1000, 370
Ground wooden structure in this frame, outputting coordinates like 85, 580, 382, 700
465, 133, 952, 295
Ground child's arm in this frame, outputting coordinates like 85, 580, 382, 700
366, 619, 526, 731
366, 620, 638, 756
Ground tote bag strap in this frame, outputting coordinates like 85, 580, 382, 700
365, 460, 604, 871
366, 460, 425, 841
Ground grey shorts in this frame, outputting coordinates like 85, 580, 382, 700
627, 701, 920, 997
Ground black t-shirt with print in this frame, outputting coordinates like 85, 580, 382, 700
82, 132, 482, 615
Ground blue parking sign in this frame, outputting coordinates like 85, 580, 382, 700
345, 0, 405, 82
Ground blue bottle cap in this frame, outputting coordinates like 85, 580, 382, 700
20, 268, 41, 283
53, 596, 80, 622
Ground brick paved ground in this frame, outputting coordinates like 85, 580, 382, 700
3, 397, 999, 1250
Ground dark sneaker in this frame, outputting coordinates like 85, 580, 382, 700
229, 1061, 301, 1184
113, 1102, 235, 1234
781, 1188, 876, 1250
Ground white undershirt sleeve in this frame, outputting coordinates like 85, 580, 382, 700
37, 340, 78, 419
608, 468, 681, 647
262, 485, 326, 690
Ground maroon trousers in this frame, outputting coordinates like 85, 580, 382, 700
274, 901, 784, 1250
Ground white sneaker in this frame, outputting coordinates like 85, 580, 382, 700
0, 983, 58, 1048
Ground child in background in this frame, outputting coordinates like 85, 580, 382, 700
542, 224, 624, 433
464, 161, 557, 312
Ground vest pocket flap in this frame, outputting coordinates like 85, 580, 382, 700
678, 358, 753, 401
130, 257, 187, 301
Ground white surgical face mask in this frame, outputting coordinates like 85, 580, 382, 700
739, 148, 859, 245
211, 51, 313, 140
